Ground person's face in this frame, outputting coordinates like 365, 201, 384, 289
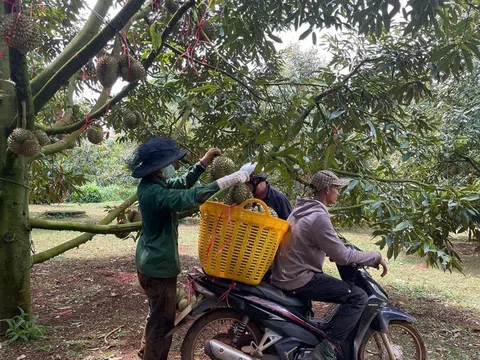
325, 185, 340, 204
247, 178, 267, 197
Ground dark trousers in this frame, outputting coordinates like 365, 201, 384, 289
137, 271, 177, 360
291, 272, 368, 343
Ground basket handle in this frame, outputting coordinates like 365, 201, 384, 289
238, 198, 270, 215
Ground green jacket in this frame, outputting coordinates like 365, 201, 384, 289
135, 162, 219, 278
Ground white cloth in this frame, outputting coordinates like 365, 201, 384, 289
216, 170, 250, 189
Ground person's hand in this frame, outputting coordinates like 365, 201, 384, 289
377, 258, 388, 277
216, 170, 250, 189
200, 148, 221, 167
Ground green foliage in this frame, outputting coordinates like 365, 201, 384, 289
30, 158, 88, 205
61, 139, 138, 188
65, 183, 136, 203
1, 308, 45, 344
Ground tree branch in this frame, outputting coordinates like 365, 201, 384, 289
31, 194, 138, 264
29, 218, 142, 233
31, 0, 114, 96
299, 58, 383, 123
33, 0, 147, 114
165, 43, 272, 103
455, 151, 480, 174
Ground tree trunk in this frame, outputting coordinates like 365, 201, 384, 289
0, 58, 31, 335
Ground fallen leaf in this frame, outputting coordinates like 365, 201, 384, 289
16, 355, 27, 360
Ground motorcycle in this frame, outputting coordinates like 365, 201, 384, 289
173, 251, 426, 360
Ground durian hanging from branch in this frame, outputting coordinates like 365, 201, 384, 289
96, 54, 119, 89
195, 21, 217, 42
86, 123, 105, 144
118, 54, 146, 83
7, 129, 41, 157
0, 13, 41, 54
123, 110, 143, 129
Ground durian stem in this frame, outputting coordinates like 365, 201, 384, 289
30, 0, 115, 96
33, 0, 147, 114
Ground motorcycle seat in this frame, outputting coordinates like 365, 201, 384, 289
203, 274, 307, 308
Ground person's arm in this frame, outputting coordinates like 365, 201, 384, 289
156, 169, 250, 212
167, 148, 221, 189
166, 162, 206, 190
314, 213, 381, 267
153, 181, 220, 212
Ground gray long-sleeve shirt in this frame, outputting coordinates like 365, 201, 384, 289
271, 198, 381, 290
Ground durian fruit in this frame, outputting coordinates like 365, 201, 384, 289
123, 111, 138, 129
134, 111, 144, 123
33, 130, 50, 146
196, 21, 217, 42
222, 187, 234, 205
176, 287, 186, 304
267, 207, 278, 218
118, 55, 146, 83
115, 214, 131, 239
164, 0, 179, 13
196, 3, 209, 20
0, 13, 41, 54
87, 124, 104, 144
96, 55, 119, 89
127, 209, 142, 222
231, 183, 253, 205
178, 298, 189, 312
7, 128, 41, 157
253, 204, 279, 217
209, 156, 236, 181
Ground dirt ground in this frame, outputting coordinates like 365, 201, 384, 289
1, 203, 480, 359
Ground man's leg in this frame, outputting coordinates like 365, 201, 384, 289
293, 272, 368, 343
137, 271, 177, 360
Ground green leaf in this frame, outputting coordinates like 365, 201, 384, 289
402, 152, 414, 162
394, 221, 411, 232
299, 28, 313, 41
461, 195, 480, 201
429, 44, 457, 63
267, 33, 283, 43
345, 179, 359, 192
328, 109, 345, 121
323, 144, 334, 168
312, 31, 317, 45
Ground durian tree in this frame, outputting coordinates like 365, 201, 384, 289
2, 0, 480, 329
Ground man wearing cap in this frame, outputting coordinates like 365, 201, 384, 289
129, 136, 250, 360
271, 170, 387, 357
241, 162, 292, 220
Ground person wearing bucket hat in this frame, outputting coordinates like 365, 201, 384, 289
129, 136, 250, 360
240, 162, 292, 221
271, 170, 387, 357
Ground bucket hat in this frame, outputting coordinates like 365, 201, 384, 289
128, 136, 187, 178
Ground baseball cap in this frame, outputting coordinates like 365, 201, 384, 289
310, 170, 350, 192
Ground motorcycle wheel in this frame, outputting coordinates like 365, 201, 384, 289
358, 320, 426, 360
181, 308, 263, 360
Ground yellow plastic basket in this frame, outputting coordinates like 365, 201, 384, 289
198, 199, 289, 285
